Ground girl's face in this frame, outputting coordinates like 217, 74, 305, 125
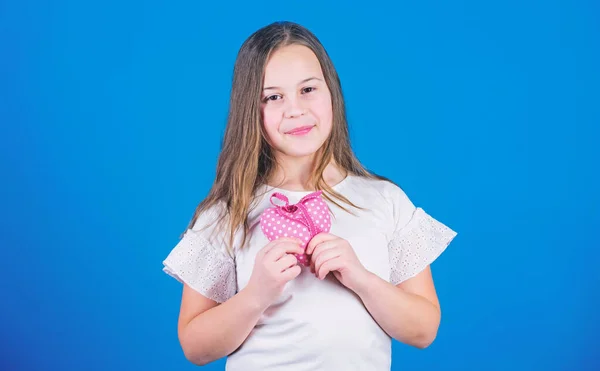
261, 44, 333, 161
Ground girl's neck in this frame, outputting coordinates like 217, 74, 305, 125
268, 156, 346, 192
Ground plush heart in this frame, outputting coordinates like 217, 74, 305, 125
259, 191, 331, 266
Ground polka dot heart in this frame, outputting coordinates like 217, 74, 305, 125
260, 191, 331, 266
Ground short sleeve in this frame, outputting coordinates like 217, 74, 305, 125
386, 184, 457, 285
162, 204, 237, 303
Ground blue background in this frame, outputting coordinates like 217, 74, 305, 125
1, 0, 598, 370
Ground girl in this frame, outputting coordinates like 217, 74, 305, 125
162, 21, 457, 370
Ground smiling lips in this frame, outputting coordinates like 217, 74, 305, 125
285, 125, 315, 136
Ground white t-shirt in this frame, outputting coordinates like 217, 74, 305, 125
162, 175, 457, 370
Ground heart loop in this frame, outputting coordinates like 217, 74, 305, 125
260, 190, 331, 266
270, 191, 323, 215
270, 192, 290, 208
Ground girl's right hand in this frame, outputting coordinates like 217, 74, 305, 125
245, 237, 305, 309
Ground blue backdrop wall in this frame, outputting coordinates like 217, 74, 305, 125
1, 1, 598, 370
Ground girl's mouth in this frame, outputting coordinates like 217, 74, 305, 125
285, 125, 315, 136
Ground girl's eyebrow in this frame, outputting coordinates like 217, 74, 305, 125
263, 77, 322, 91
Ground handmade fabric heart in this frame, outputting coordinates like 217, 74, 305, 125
259, 191, 331, 266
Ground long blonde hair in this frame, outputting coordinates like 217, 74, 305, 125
184, 21, 388, 250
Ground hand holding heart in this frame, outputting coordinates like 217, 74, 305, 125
306, 233, 370, 292
260, 191, 331, 267
259, 191, 370, 293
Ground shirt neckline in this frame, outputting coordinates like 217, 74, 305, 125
261, 174, 353, 197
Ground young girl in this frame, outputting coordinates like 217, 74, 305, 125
162, 21, 457, 370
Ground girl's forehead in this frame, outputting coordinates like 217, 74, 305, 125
263, 45, 324, 86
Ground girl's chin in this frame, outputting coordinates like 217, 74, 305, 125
271, 135, 329, 159
276, 146, 323, 159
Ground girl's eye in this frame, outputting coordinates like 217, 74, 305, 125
302, 87, 316, 94
264, 95, 282, 102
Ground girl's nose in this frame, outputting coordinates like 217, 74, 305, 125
284, 98, 307, 118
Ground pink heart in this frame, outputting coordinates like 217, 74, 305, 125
259, 191, 331, 266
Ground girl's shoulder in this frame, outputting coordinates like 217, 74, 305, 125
186, 201, 239, 254
344, 174, 409, 208
162, 200, 238, 303
343, 174, 418, 231
189, 201, 228, 232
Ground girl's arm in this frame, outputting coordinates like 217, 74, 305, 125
307, 232, 448, 349
177, 284, 267, 365
176, 239, 304, 366
352, 266, 441, 349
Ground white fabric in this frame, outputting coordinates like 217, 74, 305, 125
162, 228, 237, 303
388, 207, 457, 285
162, 175, 457, 370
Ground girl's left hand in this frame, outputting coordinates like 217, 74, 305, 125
306, 233, 370, 292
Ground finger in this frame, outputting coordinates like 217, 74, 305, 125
317, 257, 344, 280
264, 246, 291, 263
306, 233, 337, 255
264, 241, 304, 262
313, 248, 341, 277
281, 265, 302, 281
311, 240, 337, 258
276, 254, 298, 272
266, 237, 304, 253
313, 247, 341, 272
262, 237, 303, 254
309, 241, 338, 273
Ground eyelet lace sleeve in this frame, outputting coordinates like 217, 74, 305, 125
162, 225, 237, 303
388, 207, 457, 285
